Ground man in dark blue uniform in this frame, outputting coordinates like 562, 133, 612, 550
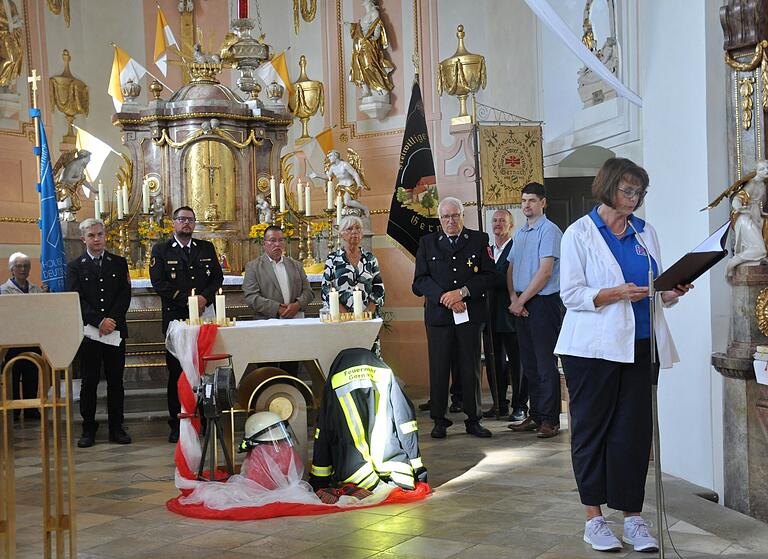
67, 218, 132, 448
150, 206, 223, 442
412, 197, 495, 439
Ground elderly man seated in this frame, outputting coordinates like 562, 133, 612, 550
243, 225, 314, 320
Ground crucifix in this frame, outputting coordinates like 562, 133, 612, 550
201, 158, 221, 200
27, 68, 41, 109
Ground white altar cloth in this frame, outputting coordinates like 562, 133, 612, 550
206, 318, 382, 381
131, 273, 324, 289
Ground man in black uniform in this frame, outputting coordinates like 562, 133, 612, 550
150, 206, 223, 442
412, 197, 495, 439
67, 218, 132, 448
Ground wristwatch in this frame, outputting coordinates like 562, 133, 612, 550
460, 286, 470, 299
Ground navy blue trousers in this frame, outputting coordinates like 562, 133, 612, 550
562, 340, 654, 512
514, 293, 562, 424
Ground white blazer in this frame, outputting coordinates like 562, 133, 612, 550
554, 215, 679, 369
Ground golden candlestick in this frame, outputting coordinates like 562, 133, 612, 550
437, 25, 487, 125
296, 210, 306, 261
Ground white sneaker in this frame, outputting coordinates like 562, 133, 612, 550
583, 516, 622, 551
623, 516, 659, 552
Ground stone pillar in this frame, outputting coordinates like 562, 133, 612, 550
712, 0, 768, 522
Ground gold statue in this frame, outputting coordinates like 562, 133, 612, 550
347, 0, 394, 97
0, 0, 23, 88
437, 25, 487, 126
49, 50, 89, 144
288, 55, 324, 142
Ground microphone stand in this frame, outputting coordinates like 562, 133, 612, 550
630, 219, 665, 558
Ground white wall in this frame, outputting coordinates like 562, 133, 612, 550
639, 0, 728, 495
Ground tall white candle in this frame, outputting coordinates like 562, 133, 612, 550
279, 180, 286, 213
116, 189, 124, 219
188, 289, 199, 324
353, 287, 364, 320
215, 288, 226, 325
326, 180, 333, 210
121, 185, 129, 212
305, 184, 311, 216
329, 288, 340, 321
336, 193, 342, 226
97, 180, 105, 214
142, 180, 150, 214
269, 175, 277, 206
297, 180, 304, 212
94, 195, 100, 217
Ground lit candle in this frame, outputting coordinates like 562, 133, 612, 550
279, 180, 286, 213
329, 288, 340, 321
326, 180, 333, 210
336, 193, 342, 226
94, 195, 100, 217
269, 175, 277, 206
215, 288, 226, 325
353, 286, 364, 320
188, 288, 199, 324
297, 179, 304, 212
116, 189, 124, 219
97, 180, 105, 214
305, 184, 311, 215
142, 179, 150, 214
121, 185, 129, 212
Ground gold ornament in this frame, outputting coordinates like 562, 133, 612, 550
756, 288, 768, 336
437, 25, 487, 125
293, 0, 317, 35
0, 0, 23, 88
49, 49, 89, 144
348, 1, 394, 95
46, 0, 70, 28
288, 55, 324, 142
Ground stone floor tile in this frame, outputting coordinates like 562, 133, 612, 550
180, 528, 264, 550
323, 528, 414, 551
288, 543, 379, 559
229, 535, 319, 557
386, 535, 473, 558
449, 543, 546, 559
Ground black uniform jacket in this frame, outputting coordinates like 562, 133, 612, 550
491, 240, 516, 333
412, 227, 496, 326
66, 250, 131, 337
149, 237, 223, 332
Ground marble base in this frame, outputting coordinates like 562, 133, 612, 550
359, 95, 391, 119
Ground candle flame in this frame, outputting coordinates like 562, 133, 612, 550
218, 288, 222, 295
191, 288, 195, 296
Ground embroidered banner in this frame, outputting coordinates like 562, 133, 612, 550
479, 125, 543, 205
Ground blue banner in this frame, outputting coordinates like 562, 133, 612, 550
30, 108, 66, 292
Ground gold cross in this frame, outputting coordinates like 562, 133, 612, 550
27, 69, 41, 109
467, 258, 473, 267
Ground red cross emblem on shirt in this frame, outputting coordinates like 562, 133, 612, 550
504, 155, 521, 167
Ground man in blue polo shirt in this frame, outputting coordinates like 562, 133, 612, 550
506, 182, 564, 438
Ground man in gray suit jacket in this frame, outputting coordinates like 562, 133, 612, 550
243, 225, 314, 319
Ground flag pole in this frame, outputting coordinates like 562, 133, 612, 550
27, 69, 42, 183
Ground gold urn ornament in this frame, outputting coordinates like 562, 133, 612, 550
288, 55, 324, 143
49, 49, 89, 144
437, 25, 487, 125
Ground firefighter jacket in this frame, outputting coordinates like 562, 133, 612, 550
309, 348, 427, 491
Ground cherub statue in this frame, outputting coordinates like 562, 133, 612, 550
151, 191, 165, 223
310, 149, 370, 215
346, 0, 394, 99
255, 193, 272, 224
705, 160, 768, 278
53, 149, 93, 221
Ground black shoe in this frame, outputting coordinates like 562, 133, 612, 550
465, 421, 492, 438
168, 428, 179, 444
482, 407, 509, 419
508, 408, 528, 422
430, 419, 453, 439
449, 401, 463, 413
418, 400, 431, 412
78, 432, 96, 448
109, 428, 132, 444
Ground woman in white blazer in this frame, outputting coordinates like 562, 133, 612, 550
554, 158, 692, 553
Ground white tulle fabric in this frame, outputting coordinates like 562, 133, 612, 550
166, 320, 204, 491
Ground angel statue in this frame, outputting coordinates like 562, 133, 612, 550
255, 193, 273, 224
346, 0, 394, 99
151, 190, 165, 223
704, 160, 768, 278
310, 149, 370, 216
53, 149, 94, 221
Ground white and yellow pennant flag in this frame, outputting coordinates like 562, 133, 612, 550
255, 51, 292, 97
154, 5, 178, 77
108, 45, 147, 112
74, 125, 119, 184
301, 127, 334, 175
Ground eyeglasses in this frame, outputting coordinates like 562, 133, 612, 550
440, 213, 462, 221
617, 186, 646, 200
173, 216, 196, 223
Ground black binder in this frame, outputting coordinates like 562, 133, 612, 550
654, 221, 729, 291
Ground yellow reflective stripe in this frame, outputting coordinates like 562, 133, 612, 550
390, 471, 415, 488
340, 393, 372, 462
314, 428, 320, 439
369, 374, 391, 467
310, 464, 333, 477
346, 462, 375, 485
410, 457, 423, 469
331, 366, 391, 389
379, 460, 413, 475
354, 471, 380, 490
399, 420, 418, 434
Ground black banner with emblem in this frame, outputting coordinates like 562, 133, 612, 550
387, 81, 441, 258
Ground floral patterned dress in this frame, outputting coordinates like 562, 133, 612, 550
321, 247, 385, 354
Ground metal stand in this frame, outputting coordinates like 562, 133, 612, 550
197, 414, 235, 482
648, 276, 666, 558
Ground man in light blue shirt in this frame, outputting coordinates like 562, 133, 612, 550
506, 182, 564, 438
